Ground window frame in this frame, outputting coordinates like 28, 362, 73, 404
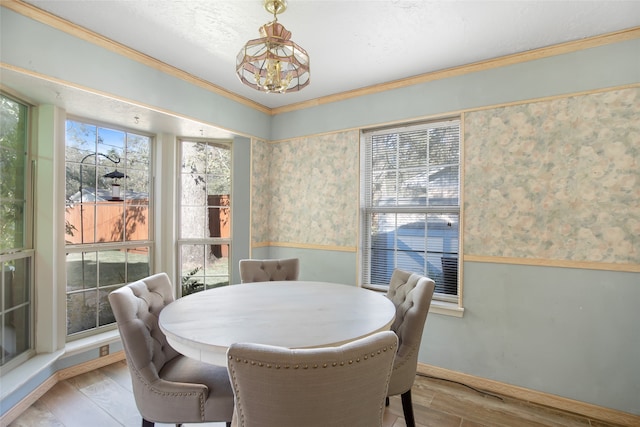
359, 118, 464, 314
0, 92, 35, 371
63, 117, 154, 340
177, 138, 232, 297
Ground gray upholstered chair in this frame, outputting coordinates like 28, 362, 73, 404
385, 268, 436, 427
238, 258, 299, 283
108, 272, 234, 427
227, 330, 398, 427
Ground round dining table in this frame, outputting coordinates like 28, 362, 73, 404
158, 280, 396, 366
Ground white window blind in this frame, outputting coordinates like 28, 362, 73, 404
361, 119, 460, 300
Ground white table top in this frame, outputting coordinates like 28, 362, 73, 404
159, 281, 396, 366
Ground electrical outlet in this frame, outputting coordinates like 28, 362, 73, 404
99, 345, 109, 357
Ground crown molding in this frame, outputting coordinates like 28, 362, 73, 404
3, 0, 639, 117
271, 26, 640, 115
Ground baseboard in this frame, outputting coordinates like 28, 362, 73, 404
0, 373, 58, 426
418, 363, 640, 427
0, 350, 126, 426
57, 350, 125, 381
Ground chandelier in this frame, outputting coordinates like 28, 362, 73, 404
236, 0, 310, 93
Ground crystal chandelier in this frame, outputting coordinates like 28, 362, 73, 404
236, 0, 310, 93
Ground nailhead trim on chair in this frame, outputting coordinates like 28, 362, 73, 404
129, 359, 207, 420
127, 290, 208, 420
228, 344, 395, 369
228, 342, 396, 427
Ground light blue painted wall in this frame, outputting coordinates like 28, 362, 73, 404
422, 263, 640, 414
252, 247, 358, 286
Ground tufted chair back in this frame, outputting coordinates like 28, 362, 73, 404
239, 258, 299, 283
109, 273, 178, 382
385, 268, 435, 427
109, 272, 234, 427
227, 331, 398, 427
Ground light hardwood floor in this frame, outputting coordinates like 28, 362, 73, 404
8, 360, 624, 427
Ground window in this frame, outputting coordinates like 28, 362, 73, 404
64, 119, 152, 338
178, 139, 231, 296
0, 93, 33, 368
360, 119, 460, 302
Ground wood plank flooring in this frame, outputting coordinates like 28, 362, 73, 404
8, 360, 625, 427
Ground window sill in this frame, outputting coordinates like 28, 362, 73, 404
430, 300, 464, 317
362, 284, 464, 317
0, 350, 64, 401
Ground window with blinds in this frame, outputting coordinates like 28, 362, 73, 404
360, 118, 460, 301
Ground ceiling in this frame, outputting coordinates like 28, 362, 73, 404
3, 0, 640, 136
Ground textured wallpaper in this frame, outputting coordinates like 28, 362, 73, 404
250, 139, 271, 243
464, 87, 639, 264
251, 131, 360, 248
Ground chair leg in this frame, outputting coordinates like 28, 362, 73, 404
385, 396, 390, 407
142, 419, 154, 427
401, 390, 416, 427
